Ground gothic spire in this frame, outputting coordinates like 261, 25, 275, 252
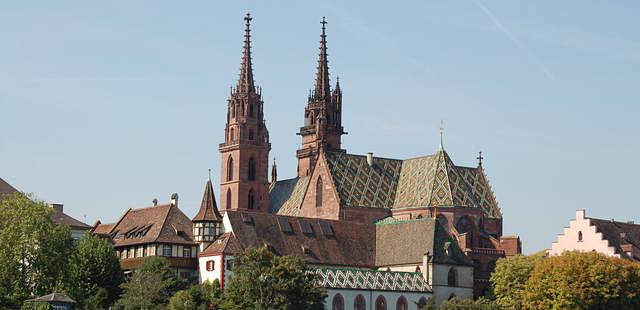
237, 13, 255, 94
313, 17, 331, 101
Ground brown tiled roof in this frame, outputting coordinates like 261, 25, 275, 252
107, 204, 196, 247
93, 222, 115, 235
0, 177, 19, 198
50, 208, 91, 230
226, 211, 376, 267
589, 218, 640, 260
200, 232, 243, 256
193, 180, 222, 222
375, 217, 472, 267
270, 177, 310, 216
323, 150, 501, 218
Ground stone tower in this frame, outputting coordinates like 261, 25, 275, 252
219, 13, 271, 212
296, 17, 345, 177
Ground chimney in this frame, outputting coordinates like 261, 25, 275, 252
170, 193, 179, 207
49, 203, 64, 212
152, 198, 158, 207
366, 152, 374, 167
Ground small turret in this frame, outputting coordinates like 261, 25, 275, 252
193, 174, 223, 252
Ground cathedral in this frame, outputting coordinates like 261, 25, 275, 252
94, 14, 521, 308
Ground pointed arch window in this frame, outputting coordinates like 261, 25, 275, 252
230, 128, 235, 142
249, 103, 254, 117
248, 190, 255, 210
396, 296, 408, 310
248, 157, 256, 180
226, 189, 232, 210
578, 231, 583, 241
227, 156, 234, 181
354, 295, 366, 310
448, 267, 457, 286
375, 296, 387, 310
316, 177, 323, 208
332, 294, 344, 310
230, 104, 235, 119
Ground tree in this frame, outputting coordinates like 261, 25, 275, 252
115, 256, 187, 309
219, 247, 327, 310
168, 280, 221, 310
67, 234, 124, 309
0, 193, 73, 309
522, 251, 640, 309
439, 297, 499, 310
489, 252, 545, 309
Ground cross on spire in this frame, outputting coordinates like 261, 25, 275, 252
477, 151, 484, 167
237, 12, 255, 94
439, 120, 444, 149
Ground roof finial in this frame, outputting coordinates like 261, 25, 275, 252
208, 168, 212, 182
313, 16, 331, 101
237, 13, 255, 93
439, 120, 444, 149
477, 151, 484, 167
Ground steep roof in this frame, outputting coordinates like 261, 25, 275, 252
375, 217, 472, 267
323, 150, 501, 218
270, 177, 310, 216
225, 211, 376, 267
200, 232, 243, 256
0, 177, 18, 198
193, 180, 222, 222
50, 207, 91, 230
105, 203, 196, 247
588, 217, 640, 261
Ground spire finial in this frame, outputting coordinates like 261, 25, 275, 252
439, 120, 444, 149
313, 16, 331, 101
208, 168, 212, 182
477, 151, 484, 167
271, 157, 278, 183
237, 13, 255, 93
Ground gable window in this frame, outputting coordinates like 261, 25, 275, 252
248, 190, 255, 210
447, 267, 457, 286
316, 177, 323, 208
183, 247, 192, 258
354, 295, 366, 310
375, 296, 387, 310
226, 188, 232, 210
332, 294, 344, 310
227, 156, 234, 181
248, 157, 256, 180
578, 231, 583, 241
163, 244, 172, 257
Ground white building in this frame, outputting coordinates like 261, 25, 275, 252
550, 209, 640, 261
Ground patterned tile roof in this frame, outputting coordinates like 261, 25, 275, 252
226, 211, 375, 267
375, 217, 472, 266
324, 150, 501, 218
313, 267, 431, 292
270, 177, 309, 216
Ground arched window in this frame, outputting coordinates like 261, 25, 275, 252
248, 128, 255, 140
417, 297, 428, 308
249, 104, 254, 117
248, 157, 256, 180
230, 128, 235, 142
375, 296, 387, 310
396, 296, 407, 310
230, 104, 235, 118
227, 156, 234, 181
578, 231, 583, 241
332, 294, 344, 310
447, 267, 457, 286
315, 177, 323, 208
248, 190, 255, 210
354, 295, 366, 310
226, 189, 231, 210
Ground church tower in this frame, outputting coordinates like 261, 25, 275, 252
296, 17, 345, 177
219, 13, 271, 212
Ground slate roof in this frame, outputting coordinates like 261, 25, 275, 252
50, 207, 91, 230
200, 232, 243, 256
225, 211, 376, 267
375, 217, 472, 267
313, 267, 431, 292
193, 180, 222, 222
270, 177, 310, 216
589, 217, 640, 261
324, 149, 501, 218
0, 177, 18, 198
100, 203, 196, 247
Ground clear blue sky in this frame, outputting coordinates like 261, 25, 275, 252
1, 1, 639, 253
